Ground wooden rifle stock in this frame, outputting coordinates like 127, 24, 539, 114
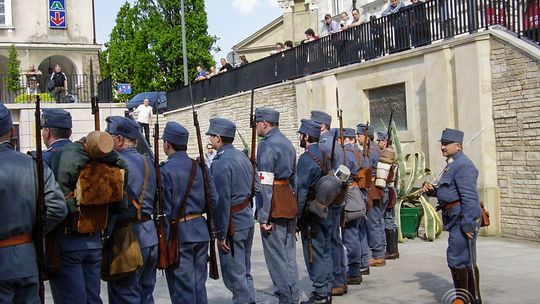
34, 96, 46, 304
91, 96, 100, 131
336, 88, 345, 162
192, 110, 219, 280
363, 121, 370, 158
153, 113, 169, 270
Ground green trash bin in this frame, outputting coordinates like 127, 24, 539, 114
400, 207, 423, 239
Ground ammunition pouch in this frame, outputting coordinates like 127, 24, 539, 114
367, 184, 383, 210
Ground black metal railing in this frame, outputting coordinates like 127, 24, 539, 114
168, 0, 538, 110
0, 73, 103, 103
98, 76, 113, 102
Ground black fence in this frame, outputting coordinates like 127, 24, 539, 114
168, 0, 539, 110
98, 76, 113, 102
0, 73, 104, 103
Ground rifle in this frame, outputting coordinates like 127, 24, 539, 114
180, 0, 218, 279
192, 104, 219, 280
336, 88, 345, 157
386, 109, 394, 148
153, 108, 168, 270
34, 95, 46, 304
249, 88, 256, 165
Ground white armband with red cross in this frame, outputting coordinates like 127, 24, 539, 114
258, 171, 275, 185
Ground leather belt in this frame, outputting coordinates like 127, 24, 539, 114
0, 233, 33, 248
231, 199, 250, 214
117, 214, 153, 228
174, 213, 203, 222
273, 180, 290, 185
441, 201, 460, 211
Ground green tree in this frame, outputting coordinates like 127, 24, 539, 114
7, 44, 21, 94
101, 0, 218, 99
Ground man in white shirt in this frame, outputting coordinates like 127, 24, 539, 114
131, 98, 153, 145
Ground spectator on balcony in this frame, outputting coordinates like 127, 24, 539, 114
409, 0, 431, 47
340, 11, 353, 28
239, 55, 249, 66
322, 13, 341, 36
195, 66, 207, 82
382, 0, 410, 53
342, 8, 364, 30
26, 76, 40, 96
24, 64, 43, 83
219, 58, 234, 73
364, 15, 384, 60
284, 40, 294, 49
207, 66, 217, 78
304, 28, 319, 42
273, 42, 285, 54
49, 64, 68, 103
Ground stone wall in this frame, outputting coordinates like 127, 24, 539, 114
165, 82, 300, 158
491, 39, 540, 241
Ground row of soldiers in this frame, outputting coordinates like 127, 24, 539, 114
0, 102, 398, 304
0, 101, 481, 304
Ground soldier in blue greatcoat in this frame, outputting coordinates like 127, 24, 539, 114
357, 123, 388, 267
207, 117, 258, 304
255, 107, 299, 304
296, 118, 333, 304
105, 116, 158, 303
340, 128, 369, 284
160, 121, 212, 304
309, 111, 347, 296
46, 109, 106, 304
0, 103, 67, 304
422, 128, 482, 303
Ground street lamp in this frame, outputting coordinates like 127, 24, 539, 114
180, 0, 189, 87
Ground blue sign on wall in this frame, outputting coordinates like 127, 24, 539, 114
49, 0, 66, 28
117, 84, 132, 95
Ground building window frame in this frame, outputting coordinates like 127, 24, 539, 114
0, 0, 13, 27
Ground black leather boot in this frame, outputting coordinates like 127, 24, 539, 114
385, 228, 399, 259
467, 266, 482, 304
450, 267, 470, 304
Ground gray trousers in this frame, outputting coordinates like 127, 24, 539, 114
0, 276, 39, 304
219, 227, 256, 304
261, 219, 299, 304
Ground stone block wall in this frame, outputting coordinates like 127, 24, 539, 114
491, 39, 540, 241
165, 82, 300, 158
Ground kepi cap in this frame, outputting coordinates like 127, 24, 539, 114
206, 117, 236, 139
42, 108, 72, 129
105, 116, 140, 140
163, 121, 189, 145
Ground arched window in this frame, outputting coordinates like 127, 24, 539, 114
0, 0, 13, 26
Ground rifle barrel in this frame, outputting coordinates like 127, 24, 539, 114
34, 96, 46, 304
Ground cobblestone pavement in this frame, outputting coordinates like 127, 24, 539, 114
45, 229, 540, 303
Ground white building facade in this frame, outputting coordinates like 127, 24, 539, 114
0, 0, 101, 102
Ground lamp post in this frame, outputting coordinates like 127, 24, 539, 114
180, 0, 189, 87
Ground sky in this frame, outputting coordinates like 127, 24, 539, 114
94, 0, 283, 65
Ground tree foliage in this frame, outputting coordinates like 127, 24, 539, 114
7, 45, 21, 93
101, 0, 218, 99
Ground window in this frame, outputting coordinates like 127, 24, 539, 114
0, 0, 12, 26
368, 83, 408, 132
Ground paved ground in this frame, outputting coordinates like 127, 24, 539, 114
45, 229, 540, 303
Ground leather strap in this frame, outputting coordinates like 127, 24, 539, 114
442, 200, 460, 211
306, 151, 330, 175
177, 159, 198, 220
0, 233, 33, 248
116, 214, 152, 228
273, 180, 290, 185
